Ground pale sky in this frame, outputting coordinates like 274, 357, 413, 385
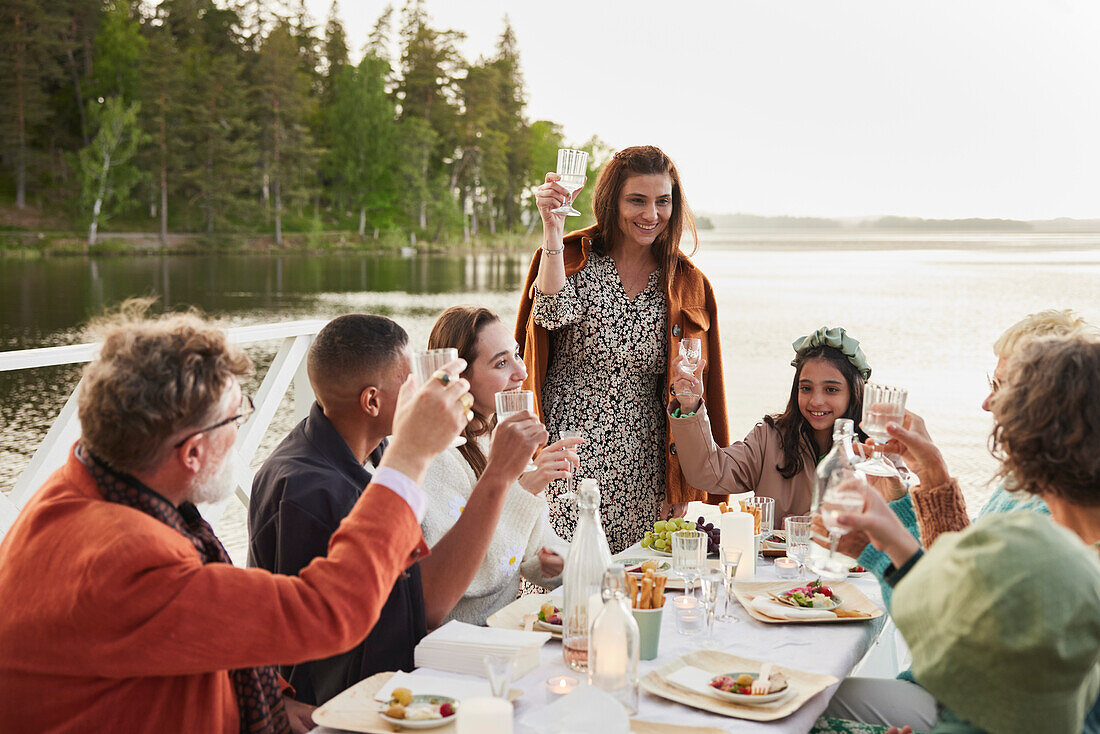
305, 0, 1100, 220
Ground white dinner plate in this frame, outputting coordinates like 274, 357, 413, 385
379, 695, 457, 729
534, 619, 562, 633
773, 592, 842, 611
706, 672, 790, 705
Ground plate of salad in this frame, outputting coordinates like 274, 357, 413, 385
535, 602, 562, 632
773, 580, 842, 610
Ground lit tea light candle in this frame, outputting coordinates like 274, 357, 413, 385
774, 557, 798, 578
673, 595, 703, 635
545, 675, 579, 702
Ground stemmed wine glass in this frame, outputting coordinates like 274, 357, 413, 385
678, 338, 702, 399
699, 569, 725, 648
671, 529, 705, 596
559, 429, 583, 501
718, 547, 742, 623
784, 515, 812, 580
855, 383, 907, 478
495, 389, 539, 472
816, 467, 867, 579
551, 149, 589, 216
414, 348, 466, 447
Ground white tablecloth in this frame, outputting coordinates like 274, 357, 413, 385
312, 551, 886, 734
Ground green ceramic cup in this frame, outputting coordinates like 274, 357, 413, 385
632, 605, 664, 661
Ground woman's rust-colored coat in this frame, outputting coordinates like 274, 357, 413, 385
515, 226, 730, 505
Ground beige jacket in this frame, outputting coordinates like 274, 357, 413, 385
669, 400, 814, 523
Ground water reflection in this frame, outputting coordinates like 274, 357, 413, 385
0, 252, 530, 350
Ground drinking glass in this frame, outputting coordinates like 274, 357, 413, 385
483, 653, 516, 698
817, 466, 867, 579
671, 530, 705, 596
699, 569, 724, 648
718, 547, 741, 623
495, 389, 538, 472
677, 338, 702, 399
743, 496, 774, 562
551, 149, 589, 216
784, 515, 812, 579
414, 348, 465, 447
855, 383, 908, 478
559, 429, 583, 501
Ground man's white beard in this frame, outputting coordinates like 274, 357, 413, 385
187, 451, 236, 505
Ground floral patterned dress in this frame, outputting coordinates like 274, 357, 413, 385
532, 252, 668, 554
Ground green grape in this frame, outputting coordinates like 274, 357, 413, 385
641, 536, 652, 548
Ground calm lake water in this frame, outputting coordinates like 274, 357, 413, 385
3, 230, 1099, 563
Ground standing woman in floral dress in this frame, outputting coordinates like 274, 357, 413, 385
515, 146, 729, 553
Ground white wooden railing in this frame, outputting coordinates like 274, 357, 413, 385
0, 320, 329, 541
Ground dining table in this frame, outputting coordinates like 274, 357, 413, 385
310, 544, 888, 734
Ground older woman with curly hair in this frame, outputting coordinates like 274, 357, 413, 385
829, 330, 1100, 734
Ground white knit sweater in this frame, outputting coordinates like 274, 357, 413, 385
420, 435, 568, 625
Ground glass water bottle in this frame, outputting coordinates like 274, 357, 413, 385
808, 418, 859, 576
561, 478, 613, 672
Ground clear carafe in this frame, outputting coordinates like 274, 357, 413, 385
588, 565, 640, 714
562, 478, 613, 672
809, 418, 859, 577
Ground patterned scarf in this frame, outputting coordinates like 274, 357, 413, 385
77, 445, 290, 734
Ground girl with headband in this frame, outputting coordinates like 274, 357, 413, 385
669, 326, 900, 523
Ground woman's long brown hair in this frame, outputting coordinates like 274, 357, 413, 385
428, 305, 501, 478
590, 145, 698, 291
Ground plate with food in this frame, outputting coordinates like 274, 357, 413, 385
848, 565, 869, 578
763, 531, 787, 551
772, 580, 842, 611
620, 558, 673, 575
379, 691, 457, 730
534, 602, 562, 633
707, 671, 791, 705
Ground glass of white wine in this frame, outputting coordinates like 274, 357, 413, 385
678, 338, 702, 399
551, 148, 589, 216
855, 383, 907, 479
699, 569, 724, 647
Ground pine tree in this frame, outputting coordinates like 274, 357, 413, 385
255, 19, 319, 245
0, 0, 63, 208
137, 22, 183, 243
395, 0, 463, 234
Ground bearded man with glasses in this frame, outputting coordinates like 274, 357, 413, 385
0, 300, 473, 734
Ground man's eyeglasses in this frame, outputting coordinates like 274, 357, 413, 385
174, 394, 255, 448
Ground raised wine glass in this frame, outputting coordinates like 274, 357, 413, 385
495, 389, 539, 472
817, 467, 867, 580
414, 348, 465, 447
855, 383, 907, 479
678, 338, 702, 399
671, 529, 705, 597
551, 149, 589, 216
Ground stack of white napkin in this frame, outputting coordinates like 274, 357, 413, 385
414, 620, 551, 677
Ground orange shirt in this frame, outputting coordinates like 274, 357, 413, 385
0, 450, 428, 733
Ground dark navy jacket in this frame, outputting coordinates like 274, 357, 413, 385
248, 402, 426, 704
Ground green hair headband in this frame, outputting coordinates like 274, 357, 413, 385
791, 326, 872, 379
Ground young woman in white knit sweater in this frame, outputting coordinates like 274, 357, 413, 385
422, 306, 581, 625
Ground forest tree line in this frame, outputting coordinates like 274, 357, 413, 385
0, 0, 606, 246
